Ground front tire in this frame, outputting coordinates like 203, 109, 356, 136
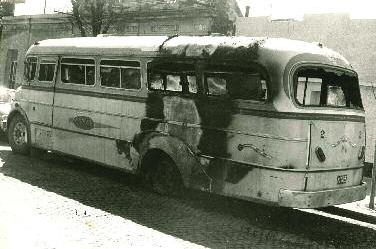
146, 155, 183, 196
8, 114, 30, 155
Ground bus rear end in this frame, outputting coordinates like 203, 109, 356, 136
279, 64, 366, 208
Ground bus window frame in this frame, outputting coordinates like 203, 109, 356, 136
290, 63, 363, 111
99, 58, 142, 92
24, 56, 38, 84
202, 61, 271, 104
60, 56, 97, 87
37, 58, 58, 84
146, 60, 200, 96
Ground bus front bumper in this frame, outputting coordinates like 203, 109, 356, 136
278, 182, 367, 209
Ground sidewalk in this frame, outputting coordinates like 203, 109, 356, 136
329, 177, 376, 224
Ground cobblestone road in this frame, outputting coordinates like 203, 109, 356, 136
1, 142, 376, 248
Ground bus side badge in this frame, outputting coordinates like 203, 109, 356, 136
70, 116, 94, 130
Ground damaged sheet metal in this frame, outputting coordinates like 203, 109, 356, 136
159, 36, 266, 60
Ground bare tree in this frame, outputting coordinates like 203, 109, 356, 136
69, 0, 237, 37
70, 0, 122, 37
0, 1, 15, 42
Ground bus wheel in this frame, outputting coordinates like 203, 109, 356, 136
8, 115, 30, 155
148, 156, 183, 196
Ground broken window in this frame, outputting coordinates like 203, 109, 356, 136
38, 59, 56, 82
61, 58, 95, 85
148, 62, 197, 94
294, 67, 363, 109
204, 65, 268, 101
24, 57, 37, 81
100, 60, 141, 89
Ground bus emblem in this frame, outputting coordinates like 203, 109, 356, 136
71, 116, 94, 130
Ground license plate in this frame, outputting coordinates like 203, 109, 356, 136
337, 174, 348, 184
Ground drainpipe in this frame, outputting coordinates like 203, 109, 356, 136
369, 141, 376, 209
27, 17, 31, 48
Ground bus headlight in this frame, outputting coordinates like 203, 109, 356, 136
315, 146, 326, 162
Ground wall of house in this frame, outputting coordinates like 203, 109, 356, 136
0, 14, 74, 89
236, 14, 376, 163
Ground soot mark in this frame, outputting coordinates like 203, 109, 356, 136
140, 92, 165, 131
116, 139, 132, 162
194, 96, 232, 158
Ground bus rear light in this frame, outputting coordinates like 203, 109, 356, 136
315, 147, 326, 162
358, 146, 365, 160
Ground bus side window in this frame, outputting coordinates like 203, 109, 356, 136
149, 73, 164, 90
61, 58, 95, 85
148, 62, 197, 94
204, 67, 267, 101
24, 57, 37, 81
100, 60, 141, 90
206, 75, 227, 95
38, 59, 56, 82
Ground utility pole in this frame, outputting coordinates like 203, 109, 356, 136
369, 141, 376, 209
43, 0, 46, 14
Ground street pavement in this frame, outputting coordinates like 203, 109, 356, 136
1, 142, 376, 248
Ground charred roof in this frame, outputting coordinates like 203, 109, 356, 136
27, 35, 351, 68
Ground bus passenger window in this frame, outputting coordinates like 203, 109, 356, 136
205, 71, 266, 101
206, 76, 227, 95
121, 68, 140, 89
149, 74, 164, 90
148, 62, 197, 94
100, 60, 141, 90
38, 60, 56, 82
295, 68, 363, 109
166, 75, 182, 92
101, 67, 120, 88
61, 58, 95, 85
24, 57, 37, 81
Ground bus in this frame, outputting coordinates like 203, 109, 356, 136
7, 35, 366, 208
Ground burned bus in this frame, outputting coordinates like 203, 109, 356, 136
8, 35, 366, 208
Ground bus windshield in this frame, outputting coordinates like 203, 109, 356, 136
294, 67, 363, 109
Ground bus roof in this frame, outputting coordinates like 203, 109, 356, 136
27, 35, 351, 69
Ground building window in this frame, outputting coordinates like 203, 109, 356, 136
125, 25, 139, 32
9, 61, 17, 89
6, 49, 18, 89
194, 24, 207, 31
61, 58, 95, 85
100, 60, 141, 90
151, 24, 179, 32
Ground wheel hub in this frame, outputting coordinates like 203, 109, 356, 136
13, 122, 27, 145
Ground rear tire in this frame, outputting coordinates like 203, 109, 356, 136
8, 115, 30, 155
146, 155, 183, 196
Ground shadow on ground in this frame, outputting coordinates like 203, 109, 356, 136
1, 144, 376, 248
